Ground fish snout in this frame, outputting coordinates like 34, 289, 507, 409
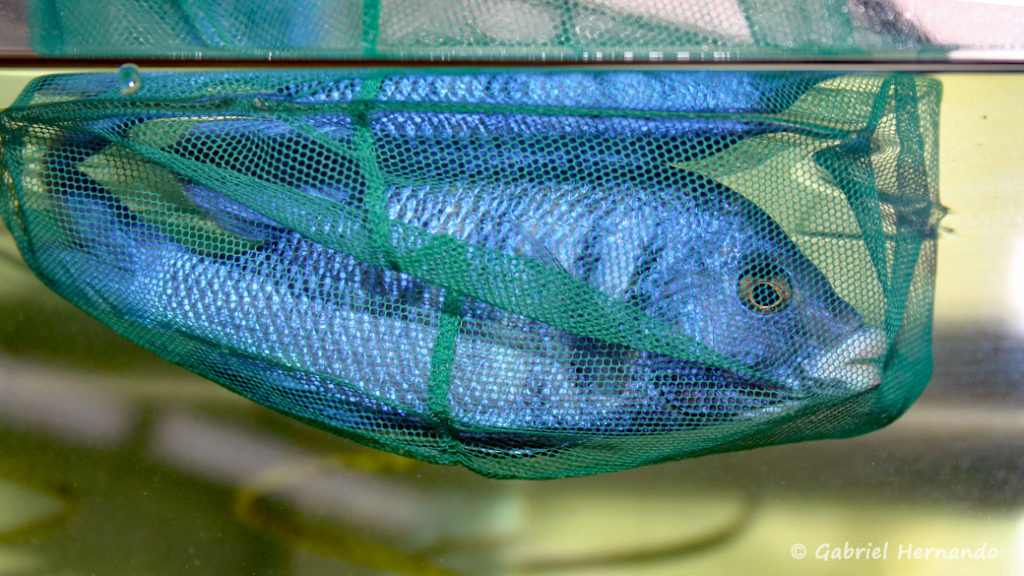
802, 325, 888, 392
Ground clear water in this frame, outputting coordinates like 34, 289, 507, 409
0, 69, 1021, 576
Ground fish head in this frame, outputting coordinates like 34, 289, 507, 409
649, 187, 887, 400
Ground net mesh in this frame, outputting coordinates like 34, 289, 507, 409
0, 70, 942, 478
29, 0, 938, 60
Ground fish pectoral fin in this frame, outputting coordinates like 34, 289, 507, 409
655, 361, 788, 423
508, 223, 573, 277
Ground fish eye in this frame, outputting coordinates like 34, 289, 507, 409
737, 260, 793, 315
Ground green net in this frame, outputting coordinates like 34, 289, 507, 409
0, 70, 943, 479
29, 0, 939, 61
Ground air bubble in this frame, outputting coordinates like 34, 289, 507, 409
118, 64, 141, 95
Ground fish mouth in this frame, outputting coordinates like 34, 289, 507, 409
802, 325, 888, 393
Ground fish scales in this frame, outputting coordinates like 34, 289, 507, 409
0, 69, 935, 478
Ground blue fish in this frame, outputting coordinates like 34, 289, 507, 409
1, 70, 890, 475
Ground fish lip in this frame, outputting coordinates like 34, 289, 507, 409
801, 325, 888, 393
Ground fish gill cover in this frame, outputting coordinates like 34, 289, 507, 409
0, 70, 942, 479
